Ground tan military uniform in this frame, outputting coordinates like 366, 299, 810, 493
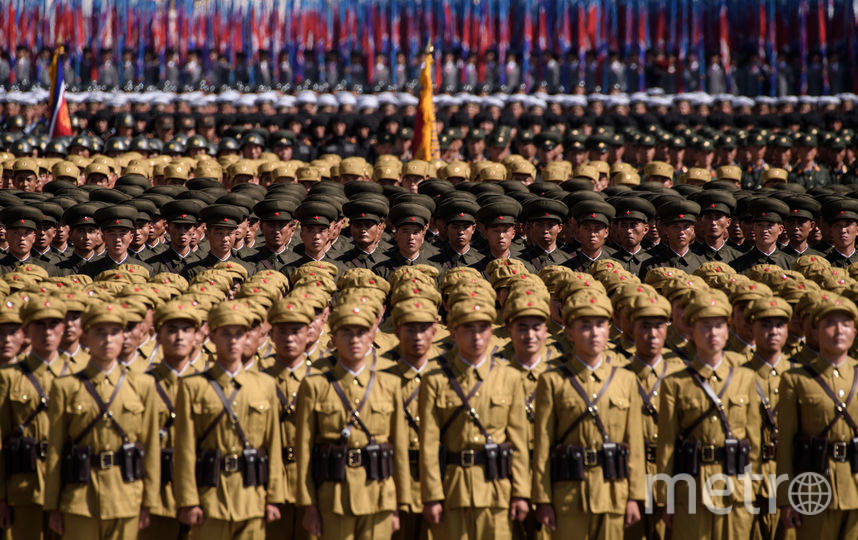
656, 356, 762, 539
263, 358, 315, 540
120, 350, 153, 374
59, 346, 90, 372
418, 348, 530, 540
726, 333, 755, 364
140, 361, 202, 540
664, 326, 689, 353
623, 353, 686, 540
173, 363, 285, 540
43, 364, 161, 540
0, 354, 73, 539
777, 355, 858, 539
295, 361, 411, 539
383, 354, 443, 540
532, 356, 646, 537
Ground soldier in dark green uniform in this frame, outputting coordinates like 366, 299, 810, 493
337, 196, 391, 270
788, 134, 831, 189
518, 199, 570, 272
691, 190, 743, 264
372, 203, 434, 280
731, 199, 795, 274
145, 200, 203, 275
608, 197, 655, 276
244, 198, 299, 273
563, 200, 616, 272
639, 200, 707, 277
80, 205, 153, 276
180, 204, 256, 280
823, 199, 858, 267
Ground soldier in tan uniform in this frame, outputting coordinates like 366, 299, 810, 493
295, 298, 411, 539
56, 290, 91, 369
141, 299, 205, 540
263, 299, 316, 539
499, 288, 561, 540
43, 301, 161, 539
0, 296, 69, 539
778, 294, 858, 539
656, 290, 761, 540
173, 300, 285, 540
532, 289, 645, 538
622, 290, 685, 540
382, 297, 443, 540
419, 296, 530, 540
741, 296, 794, 540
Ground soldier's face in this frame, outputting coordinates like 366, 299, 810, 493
300, 224, 331, 254
396, 322, 437, 359
699, 212, 731, 244
271, 323, 310, 363
663, 221, 694, 250
210, 325, 249, 364
575, 221, 608, 253
7, 227, 35, 257
167, 223, 195, 249
508, 316, 548, 356
332, 325, 373, 365
208, 226, 237, 255
62, 312, 83, 347
691, 317, 729, 358
632, 317, 669, 360
528, 219, 562, 250
394, 224, 426, 254
0, 323, 23, 363
752, 221, 783, 249
753, 317, 788, 356
829, 219, 858, 251
482, 224, 516, 255
446, 222, 476, 251
25, 318, 65, 357
817, 313, 856, 357
35, 223, 56, 251
614, 219, 648, 251
451, 321, 494, 361
85, 323, 125, 364
566, 317, 610, 360
350, 220, 384, 249
103, 227, 133, 258
158, 319, 198, 361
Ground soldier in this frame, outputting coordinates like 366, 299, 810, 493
429, 198, 484, 273
80, 205, 153, 276
563, 201, 617, 272
57, 290, 91, 369
691, 190, 743, 264
782, 195, 825, 258
622, 291, 685, 540
726, 281, 774, 364
0, 206, 61, 276
263, 299, 316, 539
639, 200, 707, 277
372, 203, 434, 279
787, 134, 831, 189
499, 290, 562, 540
383, 298, 443, 540
823, 199, 858, 267
142, 300, 205, 540
419, 296, 530, 539
145, 200, 203, 275
180, 205, 256, 280
778, 294, 858, 539
337, 196, 391, 270
57, 204, 102, 275
0, 297, 69, 539
741, 131, 770, 190
519, 199, 571, 271
280, 200, 344, 278
43, 301, 160, 539
243, 198, 300, 273
0, 298, 25, 366
731, 199, 795, 274
31, 202, 65, 265
532, 288, 645, 537
656, 290, 761, 539
295, 298, 411, 538
742, 297, 793, 540
474, 199, 525, 273
609, 197, 656, 276
173, 300, 285, 539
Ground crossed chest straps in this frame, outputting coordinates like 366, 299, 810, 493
13, 362, 66, 437
274, 364, 312, 422
555, 364, 619, 447
74, 370, 129, 445
804, 364, 858, 438
635, 359, 668, 425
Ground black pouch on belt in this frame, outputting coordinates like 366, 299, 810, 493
257, 448, 269, 486
119, 442, 145, 483
380, 444, 392, 479
160, 448, 174, 484
366, 444, 381, 480
484, 443, 499, 481
329, 445, 347, 482
498, 443, 512, 479
724, 438, 738, 476
196, 449, 221, 487
242, 448, 259, 487
61, 444, 91, 485
676, 439, 700, 476
602, 443, 618, 480
616, 443, 630, 479
5, 436, 38, 475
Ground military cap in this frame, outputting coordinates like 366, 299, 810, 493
0, 294, 25, 325
2, 206, 43, 230
20, 295, 67, 326
684, 168, 711, 185
657, 199, 700, 224
343, 198, 389, 224
727, 280, 773, 305
402, 160, 431, 178
745, 296, 792, 324
467, 128, 485, 141
390, 279, 442, 306
328, 298, 378, 332
695, 190, 736, 216
715, 165, 742, 182
440, 161, 470, 181
508, 160, 537, 180
153, 299, 203, 330
503, 290, 550, 325
638, 134, 656, 147
289, 199, 335, 227
161, 200, 201, 224
562, 289, 613, 325
84, 162, 111, 179
487, 127, 512, 148
267, 298, 315, 325
612, 197, 655, 222
485, 258, 530, 289
682, 289, 732, 325
823, 198, 858, 223
446, 297, 496, 328
164, 163, 190, 181
296, 166, 322, 183
81, 301, 127, 331
52, 161, 80, 181
522, 198, 568, 223
373, 164, 401, 182
339, 157, 369, 177
565, 133, 586, 150
12, 158, 38, 177
746, 198, 789, 223
51, 290, 90, 313
439, 198, 480, 224
716, 134, 738, 149
253, 198, 296, 222
771, 135, 793, 148
542, 162, 573, 183
812, 293, 858, 325
207, 300, 252, 331
389, 265, 439, 288
199, 204, 245, 228
92, 205, 136, 230
389, 203, 431, 228
391, 298, 439, 327
572, 200, 616, 226
290, 261, 339, 283
475, 199, 522, 227
783, 195, 820, 220
626, 291, 672, 323
478, 163, 507, 182
644, 161, 674, 180
760, 168, 788, 185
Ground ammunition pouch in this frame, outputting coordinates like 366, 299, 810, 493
674, 438, 750, 476
445, 442, 513, 481
60, 444, 91, 485
4, 436, 45, 475
312, 443, 394, 484
160, 448, 174, 484
550, 442, 630, 482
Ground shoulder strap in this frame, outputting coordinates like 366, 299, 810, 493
685, 366, 735, 439
754, 381, 779, 441
206, 375, 250, 449
273, 364, 309, 422
635, 359, 668, 423
438, 355, 496, 443
323, 351, 378, 443
75, 370, 128, 445
153, 378, 175, 436
13, 363, 50, 435
805, 365, 858, 436
556, 364, 618, 445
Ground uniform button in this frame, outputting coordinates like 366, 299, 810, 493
352, 379, 359, 385
592, 393, 598, 399
474, 393, 479, 398
291, 392, 297, 398
839, 389, 846, 398
653, 391, 658, 397
711, 416, 718, 422
774, 389, 779, 394
834, 369, 841, 378
354, 398, 360, 404
474, 436, 480, 442
771, 369, 777, 376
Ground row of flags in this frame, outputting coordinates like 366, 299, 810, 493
1, 0, 855, 93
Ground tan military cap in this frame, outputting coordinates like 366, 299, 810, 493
403, 160, 431, 178
716, 165, 742, 182
82, 301, 127, 331
297, 166, 322, 183
644, 161, 674, 179
762, 168, 789, 184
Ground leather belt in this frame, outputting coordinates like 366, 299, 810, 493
829, 440, 851, 462
93, 451, 118, 470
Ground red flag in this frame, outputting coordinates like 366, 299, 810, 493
719, 1, 731, 76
